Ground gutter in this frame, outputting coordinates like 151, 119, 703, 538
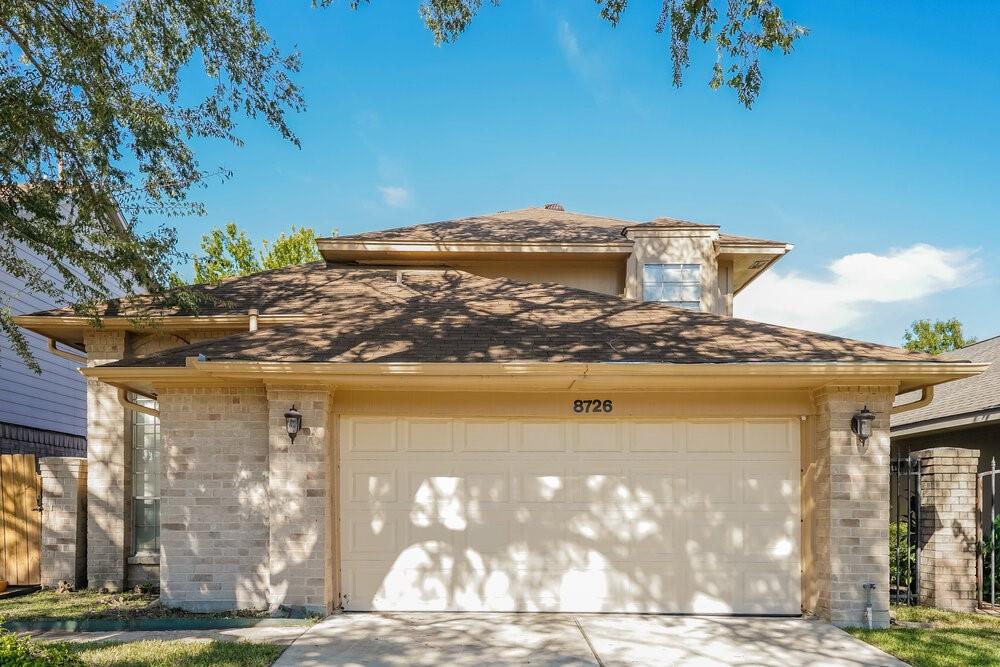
891, 385, 934, 415
47, 338, 87, 364
117, 388, 159, 418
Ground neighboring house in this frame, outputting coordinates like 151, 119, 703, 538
14, 205, 985, 629
1, 242, 87, 458
892, 335, 1000, 470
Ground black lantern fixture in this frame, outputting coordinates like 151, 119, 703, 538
284, 405, 303, 443
851, 405, 876, 452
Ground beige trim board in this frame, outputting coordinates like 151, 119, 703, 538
79, 359, 987, 398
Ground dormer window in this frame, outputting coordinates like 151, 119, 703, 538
643, 263, 702, 309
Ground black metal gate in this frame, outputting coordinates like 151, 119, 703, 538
979, 458, 999, 608
890, 456, 921, 605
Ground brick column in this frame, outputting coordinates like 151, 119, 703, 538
39, 457, 87, 588
811, 385, 895, 628
266, 385, 332, 614
914, 447, 979, 611
83, 330, 128, 591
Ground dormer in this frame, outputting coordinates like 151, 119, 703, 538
316, 205, 791, 316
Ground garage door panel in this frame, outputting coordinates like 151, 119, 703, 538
686, 420, 737, 453
744, 418, 795, 453
685, 467, 738, 508
403, 418, 454, 452
350, 417, 398, 452
516, 420, 567, 452
570, 421, 623, 452
458, 419, 511, 452
340, 415, 800, 614
347, 465, 398, 505
629, 420, 678, 452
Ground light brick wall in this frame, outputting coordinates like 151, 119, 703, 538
157, 385, 270, 611
40, 457, 87, 588
266, 386, 332, 614
84, 330, 128, 591
915, 447, 979, 611
810, 385, 895, 628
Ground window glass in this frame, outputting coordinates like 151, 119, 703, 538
642, 263, 702, 309
131, 396, 160, 555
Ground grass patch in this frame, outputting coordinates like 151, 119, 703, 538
0, 590, 156, 622
67, 640, 285, 667
847, 606, 1000, 667
0, 590, 278, 623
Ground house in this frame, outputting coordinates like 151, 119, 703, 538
13, 205, 985, 628
1, 241, 88, 459
892, 335, 1000, 470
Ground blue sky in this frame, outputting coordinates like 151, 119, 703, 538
170, 1, 999, 346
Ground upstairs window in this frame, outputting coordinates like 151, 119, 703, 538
131, 395, 160, 556
643, 263, 702, 309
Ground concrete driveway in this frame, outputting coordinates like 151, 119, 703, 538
274, 613, 907, 667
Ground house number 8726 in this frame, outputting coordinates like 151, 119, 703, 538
573, 399, 613, 413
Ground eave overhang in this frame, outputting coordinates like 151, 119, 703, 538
13, 314, 310, 347
318, 239, 634, 263
891, 406, 1000, 439
79, 359, 988, 400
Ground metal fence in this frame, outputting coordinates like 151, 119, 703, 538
979, 458, 999, 608
890, 456, 921, 605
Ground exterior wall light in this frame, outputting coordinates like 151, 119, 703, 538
284, 405, 303, 443
851, 405, 876, 452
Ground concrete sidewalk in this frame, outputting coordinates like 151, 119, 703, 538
274, 613, 908, 667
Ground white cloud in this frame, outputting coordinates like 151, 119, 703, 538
378, 185, 411, 208
736, 244, 978, 333
556, 19, 605, 84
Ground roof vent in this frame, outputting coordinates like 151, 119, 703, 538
544, 203, 565, 211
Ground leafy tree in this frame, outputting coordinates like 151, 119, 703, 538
336, 0, 808, 108
261, 226, 322, 270
903, 318, 977, 355
191, 223, 322, 284
1, 0, 302, 370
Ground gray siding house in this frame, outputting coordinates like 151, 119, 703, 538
1, 242, 87, 457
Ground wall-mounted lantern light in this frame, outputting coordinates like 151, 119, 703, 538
851, 405, 876, 452
284, 405, 303, 443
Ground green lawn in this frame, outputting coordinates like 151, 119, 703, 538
68, 640, 285, 667
0, 590, 278, 622
848, 606, 1000, 667
0, 590, 157, 622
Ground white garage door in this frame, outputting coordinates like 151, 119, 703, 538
339, 416, 800, 614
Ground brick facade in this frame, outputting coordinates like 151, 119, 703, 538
157, 385, 270, 611
809, 385, 895, 628
915, 447, 979, 611
266, 386, 333, 613
39, 457, 87, 588
84, 330, 128, 591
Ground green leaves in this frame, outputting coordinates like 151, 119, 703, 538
903, 318, 977, 355
191, 222, 324, 284
1, 0, 303, 369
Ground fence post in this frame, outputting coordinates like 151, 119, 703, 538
915, 447, 980, 611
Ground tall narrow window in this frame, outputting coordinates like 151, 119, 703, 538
131, 395, 160, 556
642, 263, 702, 309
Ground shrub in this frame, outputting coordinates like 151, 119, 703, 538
982, 514, 1000, 604
0, 626, 83, 666
889, 521, 916, 592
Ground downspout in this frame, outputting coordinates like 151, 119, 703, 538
248, 308, 259, 332
892, 385, 934, 415
117, 388, 160, 418
47, 338, 87, 364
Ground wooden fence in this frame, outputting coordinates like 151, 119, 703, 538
0, 454, 42, 585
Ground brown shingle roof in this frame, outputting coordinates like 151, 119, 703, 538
331, 207, 786, 247
892, 335, 1000, 429
99, 263, 939, 368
